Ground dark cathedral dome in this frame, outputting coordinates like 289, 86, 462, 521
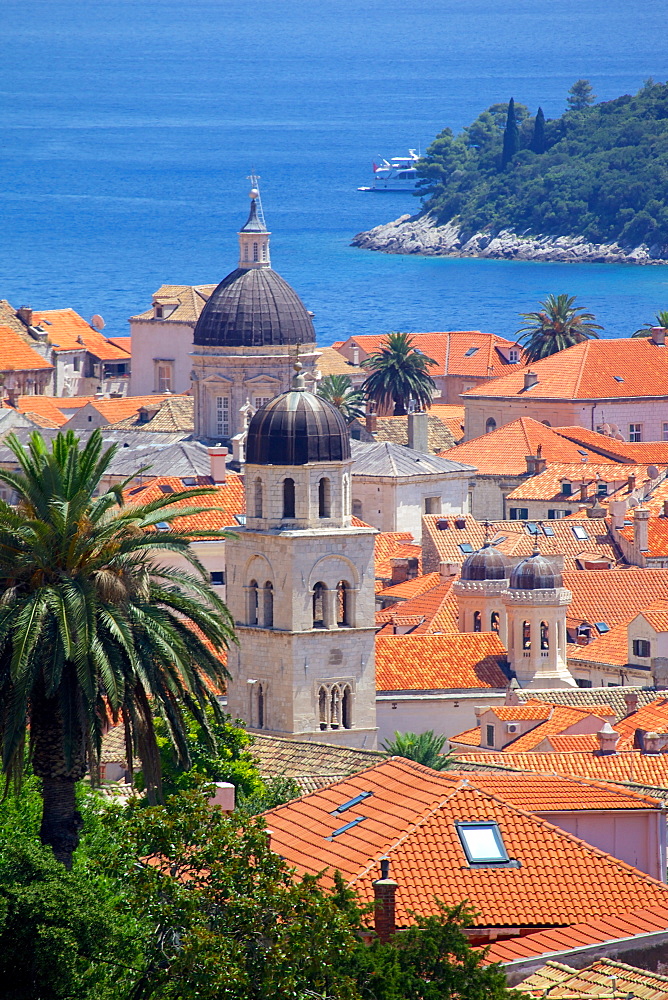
460, 542, 508, 581
246, 374, 351, 466
509, 551, 562, 590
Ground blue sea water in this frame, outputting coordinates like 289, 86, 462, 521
1, 0, 667, 344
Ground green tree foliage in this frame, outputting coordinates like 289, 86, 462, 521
416, 81, 668, 249
0, 430, 234, 867
530, 107, 546, 153
381, 730, 457, 771
567, 78, 596, 111
317, 374, 366, 423
515, 294, 602, 362
633, 310, 668, 336
361, 333, 437, 415
501, 97, 519, 168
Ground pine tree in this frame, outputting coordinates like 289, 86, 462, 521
567, 79, 596, 111
501, 97, 519, 168
530, 106, 546, 153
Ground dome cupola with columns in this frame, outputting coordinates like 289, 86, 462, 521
453, 541, 510, 641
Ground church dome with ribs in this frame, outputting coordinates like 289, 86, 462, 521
246, 383, 351, 466
460, 542, 508, 582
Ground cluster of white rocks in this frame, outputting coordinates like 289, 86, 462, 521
351, 212, 667, 264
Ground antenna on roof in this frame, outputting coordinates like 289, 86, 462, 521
248, 171, 266, 228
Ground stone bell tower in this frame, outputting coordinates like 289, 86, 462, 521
225, 365, 378, 747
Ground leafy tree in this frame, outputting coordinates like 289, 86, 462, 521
501, 97, 519, 168
381, 730, 457, 771
633, 310, 668, 336
515, 293, 603, 362
317, 374, 366, 423
567, 78, 596, 111
361, 333, 437, 416
0, 429, 234, 868
530, 107, 546, 153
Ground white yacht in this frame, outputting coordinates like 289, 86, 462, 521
358, 150, 421, 192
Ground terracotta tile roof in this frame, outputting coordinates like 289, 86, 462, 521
373, 414, 456, 453
465, 338, 668, 401
86, 394, 187, 424
428, 404, 466, 443
110, 395, 194, 432
0, 325, 53, 372
617, 511, 668, 558
4, 394, 95, 426
374, 531, 422, 585
519, 957, 668, 999
568, 621, 634, 668
107, 336, 131, 353
376, 579, 456, 632
31, 308, 131, 361
492, 703, 555, 721
130, 284, 216, 324
447, 771, 662, 813
456, 749, 668, 786
546, 735, 602, 751
505, 464, 660, 502
563, 569, 668, 628
249, 734, 384, 794
339, 331, 523, 378
264, 758, 668, 930
484, 906, 668, 964
556, 426, 668, 465
504, 707, 613, 753
123, 474, 244, 538
515, 687, 658, 720
376, 632, 509, 690
450, 725, 484, 746
443, 418, 617, 476
314, 347, 364, 380
376, 571, 441, 601
614, 698, 668, 747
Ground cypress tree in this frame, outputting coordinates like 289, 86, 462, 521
501, 97, 519, 168
530, 107, 546, 153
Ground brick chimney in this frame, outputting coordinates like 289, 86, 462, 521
624, 690, 639, 717
634, 507, 650, 553
651, 327, 666, 346
16, 305, 33, 327
579, 481, 590, 502
365, 410, 377, 435
208, 446, 228, 484
525, 452, 547, 476
524, 370, 538, 390
627, 474, 637, 493
373, 858, 398, 943
595, 722, 620, 755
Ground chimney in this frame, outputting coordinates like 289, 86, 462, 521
525, 453, 547, 475
439, 560, 456, 581
595, 722, 620, 755
579, 481, 590, 502
208, 781, 235, 812
642, 731, 662, 755
524, 370, 538, 390
372, 858, 398, 943
624, 691, 639, 717
608, 499, 627, 530
663, 500, 668, 518
365, 410, 377, 435
390, 557, 409, 585
351, 345, 360, 366
627, 474, 637, 493
634, 507, 650, 552
651, 327, 666, 346
208, 446, 228, 484
407, 411, 429, 453
16, 305, 33, 327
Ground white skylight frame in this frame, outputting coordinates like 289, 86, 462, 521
456, 822, 511, 865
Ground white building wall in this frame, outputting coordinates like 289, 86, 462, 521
130, 318, 195, 396
351, 474, 470, 542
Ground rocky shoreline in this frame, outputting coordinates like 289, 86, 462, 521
351, 212, 668, 264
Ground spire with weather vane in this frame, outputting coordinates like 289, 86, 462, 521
238, 174, 271, 269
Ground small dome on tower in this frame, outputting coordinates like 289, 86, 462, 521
246, 371, 351, 466
509, 550, 562, 590
460, 542, 508, 581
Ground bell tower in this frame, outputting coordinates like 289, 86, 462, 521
225, 369, 378, 747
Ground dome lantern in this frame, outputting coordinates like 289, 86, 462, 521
509, 548, 563, 590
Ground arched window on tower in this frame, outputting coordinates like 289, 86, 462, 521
486, 418, 497, 434
342, 685, 352, 729
244, 243, 249, 261
253, 242, 259, 262
541, 620, 549, 650
342, 474, 350, 516
248, 580, 259, 626
283, 478, 295, 518
264, 582, 274, 628
330, 686, 342, 730
491, 611, 500, 633
318, 477, 331, 518
312, 582, 326, 628
352, 499, 363, 519
261, 243, 267, 261
251, 682, 265, 729
254, 478, 263, 519
337, 580, 351, 626
473, 611, 482, 632
319, 687, 328, 731
522, 620, 531, 650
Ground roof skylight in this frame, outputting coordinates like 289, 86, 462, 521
525, 522, 539, 535
156, 522, 170, 531
459, 542, 474, 554
326, 817, 365, 840
332, 791, 373, 814
181, 477, 196, 486
159, 484, 175, 493
456, 822, 511, 865
464, 347, 479, 357
613, 376, 625, 383
542, 524, 555, 536
595, 622, 610, 634
572, 525, 589, 541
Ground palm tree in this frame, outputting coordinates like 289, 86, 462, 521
515, 294, 603, 362
361, 332, 437, 416
632, 311, 668, 337
0, 429, 235, 868
316, 374, 365, 423
381, 730, 457, 771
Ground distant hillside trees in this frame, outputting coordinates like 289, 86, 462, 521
568, 78, 596, 110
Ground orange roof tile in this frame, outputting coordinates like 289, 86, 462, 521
568, 621, 634, 668
492, 702, 555, 721
614, 697, 668, 746
5, 394, 96, 426
518, 957, 668, 998
464, 338, 668, 401
563, 569, 668, 628
504, 706, 612, 753
617, 512, 668, 558
483, 905, 668, 964
89, 394, 187, 424
545, 734, 600, 751
448, 770, 662, 813
123, 474, 244, 538
0, 325, 53, 372
376, 632, 508, 690
264, 758, 668, 930
556, 426, 668, 465
505, 464, 660, 503
340, 331, 523, 379
456, 749, 668, 786
428, 404, 466, 442
376, 571, 441, 601
374, 531, 422, 583
32, 309, 131, 361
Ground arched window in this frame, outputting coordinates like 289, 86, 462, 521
313, 582, 326, 628
491, 611, 500, 633
473, 611, 482, 632
343, 474, 350, 516
337, 581, 350, 626
254, 477, 263, 518
261, 243, 266, 261
342, 685, 352, 729
522, 620, 531, 650
264, 582, 274, 628
283, 478, 295, 518
319, 687, 328, 731
244, 244, 249, 261
352, 499, 363, 519
248, 580, 259, 625
253, 242, 259, 262
256, 682, 265, 729
541, 620, 549, 650
318, 477, 331, 518
485, 417, 497, 434
542, 420, 552, 427
330, 686, 341, 730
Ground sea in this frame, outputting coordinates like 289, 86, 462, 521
1, 0, 667, 345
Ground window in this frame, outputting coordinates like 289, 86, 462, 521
263, 582, 274, 628
485, 724, 494, 747
459, 542, 474, 554
337, 581, 351, 626
525, 522, 539, 535
254, 396, 270, 410
248, 580, 259, 626
342, 686, 352, 729
633, 638, 651, 658
509, 349, 520, 363
456, 822, 510, 865
319, 477, 331, 518
312, 582, 326, 628
485, 417, 497, 434
597, 481, 608, 498
473, 611, 481, 633
283, 478, 295, 518
210, 571, 225, 586
576, 678, 593, 688
352, 499, 363, 519
319, 683, 353, 731
73, 356, 80, 372
251, 681, 265, 729
663, 423, 668, 442
253, 242, 259, 261
510, 508, 528, 520
490, 611, 500, 633
571, 525, 589, 541
216, 396, 230, 437
523, 620, 531, 650
629, 424, 642, 443
562, 481, 572, 496
540, 621, 549, 650
244, 243, 249, 262
261, 243, 267, 261
156, 362, 172, 393
464, 347, 479, 357
254, 478, 263, 518
424, 496, 441, 514
595, 621, 610, 634
548, 509, 565, 519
